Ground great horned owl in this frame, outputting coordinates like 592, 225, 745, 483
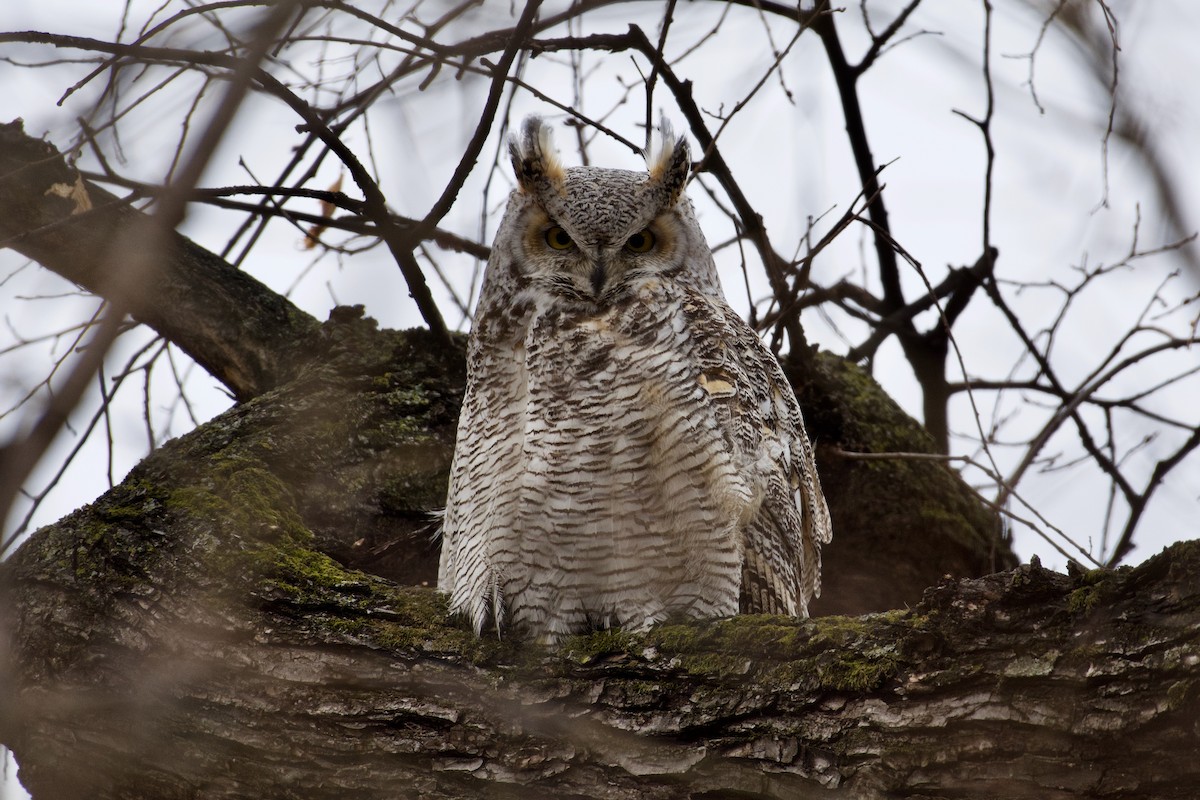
439, 117, 831, 643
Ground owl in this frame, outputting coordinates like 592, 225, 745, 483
439, 116, 831, 643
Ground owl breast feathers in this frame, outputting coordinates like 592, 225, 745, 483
439, 116, 832, 643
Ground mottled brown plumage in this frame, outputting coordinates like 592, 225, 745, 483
439, 117, 831, 642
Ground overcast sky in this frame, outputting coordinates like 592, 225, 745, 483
3, 2, 1197, 550
2, 3, 1198, 791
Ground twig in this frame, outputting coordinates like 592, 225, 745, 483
835, 448, 1103, 568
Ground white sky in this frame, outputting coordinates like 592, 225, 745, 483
3, 1, 1198, 564
2, 2, 1199, 792
2, 3, 1197, 560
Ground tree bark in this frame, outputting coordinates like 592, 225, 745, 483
0, 119, 320, 401
1, 318, 1194, 799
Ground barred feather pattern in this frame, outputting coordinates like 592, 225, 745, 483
439, 117, 831, 643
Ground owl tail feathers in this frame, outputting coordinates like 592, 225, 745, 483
510, 116, 565, 191
488, 577, 506, 639
644, 114, 691, 204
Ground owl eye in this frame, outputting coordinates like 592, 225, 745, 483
544, 226, 575, 250
625, 229, 656, 253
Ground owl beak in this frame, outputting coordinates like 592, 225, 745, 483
589, 261, 607, 297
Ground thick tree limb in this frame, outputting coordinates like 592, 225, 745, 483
3, 318, 1178, 800
1, 377, 1195, 798
0, 119, 320, 402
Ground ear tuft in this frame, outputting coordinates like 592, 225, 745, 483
509, 116, 565, 191
645, 116, 690, 203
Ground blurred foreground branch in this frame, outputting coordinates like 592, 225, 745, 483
0, 119, 320, 402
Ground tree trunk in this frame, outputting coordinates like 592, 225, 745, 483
1, 319, 1194, 799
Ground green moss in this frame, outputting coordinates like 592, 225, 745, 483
812, 352, 937, 454
95, 479, 166, 523
162, 456, 497, 665
377, 418, 422, 439
315, 586, 489, 659
162, 454, 491, 662
525, 611, 916, 690
165, 485, 228, 520
790, 351, 1015, 577
560, 627, 643, 664
792, 613, 908, 692
1066, 586, 1099, 613
259, 543, 359, 602
815, 651, 901, 691
1066, 568, 1115, 614
544, 609, 920, 691
158, 454, 325, 604
50, 479, 173, 587
380, 387, 435, 412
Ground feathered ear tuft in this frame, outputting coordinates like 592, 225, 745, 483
645, 116, 690, 204
509, 116, 565, 192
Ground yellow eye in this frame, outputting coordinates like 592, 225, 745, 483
544, 226, 574, 250
625, 228, 656, 253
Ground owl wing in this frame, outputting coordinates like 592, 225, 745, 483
681, 288, 832, 617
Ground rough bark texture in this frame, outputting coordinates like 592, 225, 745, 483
0, 119, 320, 401
1, 319, 1195, 799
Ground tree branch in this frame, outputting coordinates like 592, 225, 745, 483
2, 377, 1195, 798
810, 12, 904, 316
0, 29, 453, 347
0, 119, 319, 402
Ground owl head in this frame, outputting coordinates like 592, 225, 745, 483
489, 116, 720, 310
